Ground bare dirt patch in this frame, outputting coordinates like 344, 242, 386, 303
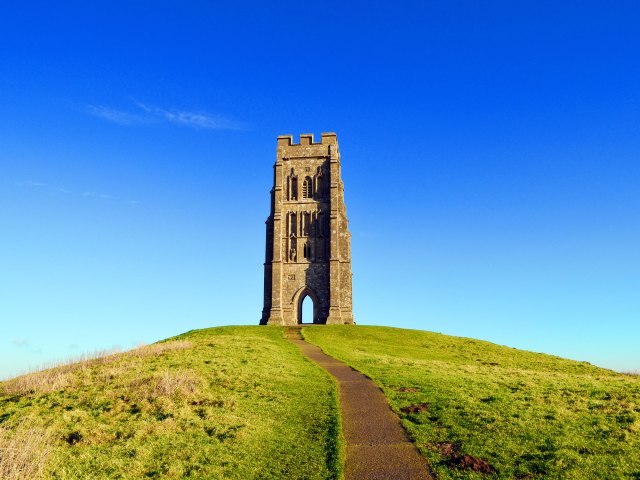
400, 403, 430, 414
447, 454, 495, 474
429, 441, 495, 474
397, 387, 419, 393
433, 442, 459, 457
63, 431, 82, 446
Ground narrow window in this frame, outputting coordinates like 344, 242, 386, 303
317, 211, 323, 237
303, 212, 311, 236
310, 211, 316, 237
289, 238, 297, 262
316, 166, 324, 198
302, 176, 313, 199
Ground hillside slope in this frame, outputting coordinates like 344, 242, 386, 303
3, 325, 639, 479
0, 327, 341, 479
303, 325, 640, 479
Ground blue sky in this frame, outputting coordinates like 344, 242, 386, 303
1, 1, 639, 379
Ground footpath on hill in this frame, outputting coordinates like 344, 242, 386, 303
285, 327, 433, 480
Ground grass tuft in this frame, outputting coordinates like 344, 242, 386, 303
0, 421, 56, 480
128, 369, 202, 401
128, 340, 193, 359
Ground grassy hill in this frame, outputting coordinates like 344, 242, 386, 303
0, 327, 341, 479
305, 326, 640, 479
1, 325, 639, 479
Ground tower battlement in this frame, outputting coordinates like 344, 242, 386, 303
261, 133, 354, 325
277, 132, 338, 147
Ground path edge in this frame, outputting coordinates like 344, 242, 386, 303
299, 326, 436, 480
284, 326, 346, 480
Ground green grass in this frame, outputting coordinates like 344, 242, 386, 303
303, 325, 640, 479
5, 323, 638, 479
0, 326, 342, 479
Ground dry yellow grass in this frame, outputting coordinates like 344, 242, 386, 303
127, 369, 202, 401
0, 349, 121, 396
128, 340, 192, 358
0, 341, 193, 397
0, 421, 56, 480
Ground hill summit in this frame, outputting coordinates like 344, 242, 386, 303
1, 325, 639, 479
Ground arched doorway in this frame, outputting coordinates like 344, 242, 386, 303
300, 295, 314, 324
296, 288, 319, 324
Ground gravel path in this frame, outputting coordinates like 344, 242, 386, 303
286, 327, 433, 480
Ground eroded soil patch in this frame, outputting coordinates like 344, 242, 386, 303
398, 387, 419, 393
401, 403, 430, 414
430, 442, 495, 474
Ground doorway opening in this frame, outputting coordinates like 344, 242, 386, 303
299, 294, 315, 324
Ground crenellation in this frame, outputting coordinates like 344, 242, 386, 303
299, 133, 314, 145
277, 132, 338, 148
321, 132, 337, 145
277, 135, 293, 146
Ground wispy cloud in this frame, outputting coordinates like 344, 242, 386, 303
87, 100, 244, 130
17, 180, 47, 188
134, 101, 242, 130
16, 181, 140, 206
86, 105, 147, 126
12, 339, 31, 348
81, 191, 115, 199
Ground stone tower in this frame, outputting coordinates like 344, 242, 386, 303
260, 133, 354, 325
